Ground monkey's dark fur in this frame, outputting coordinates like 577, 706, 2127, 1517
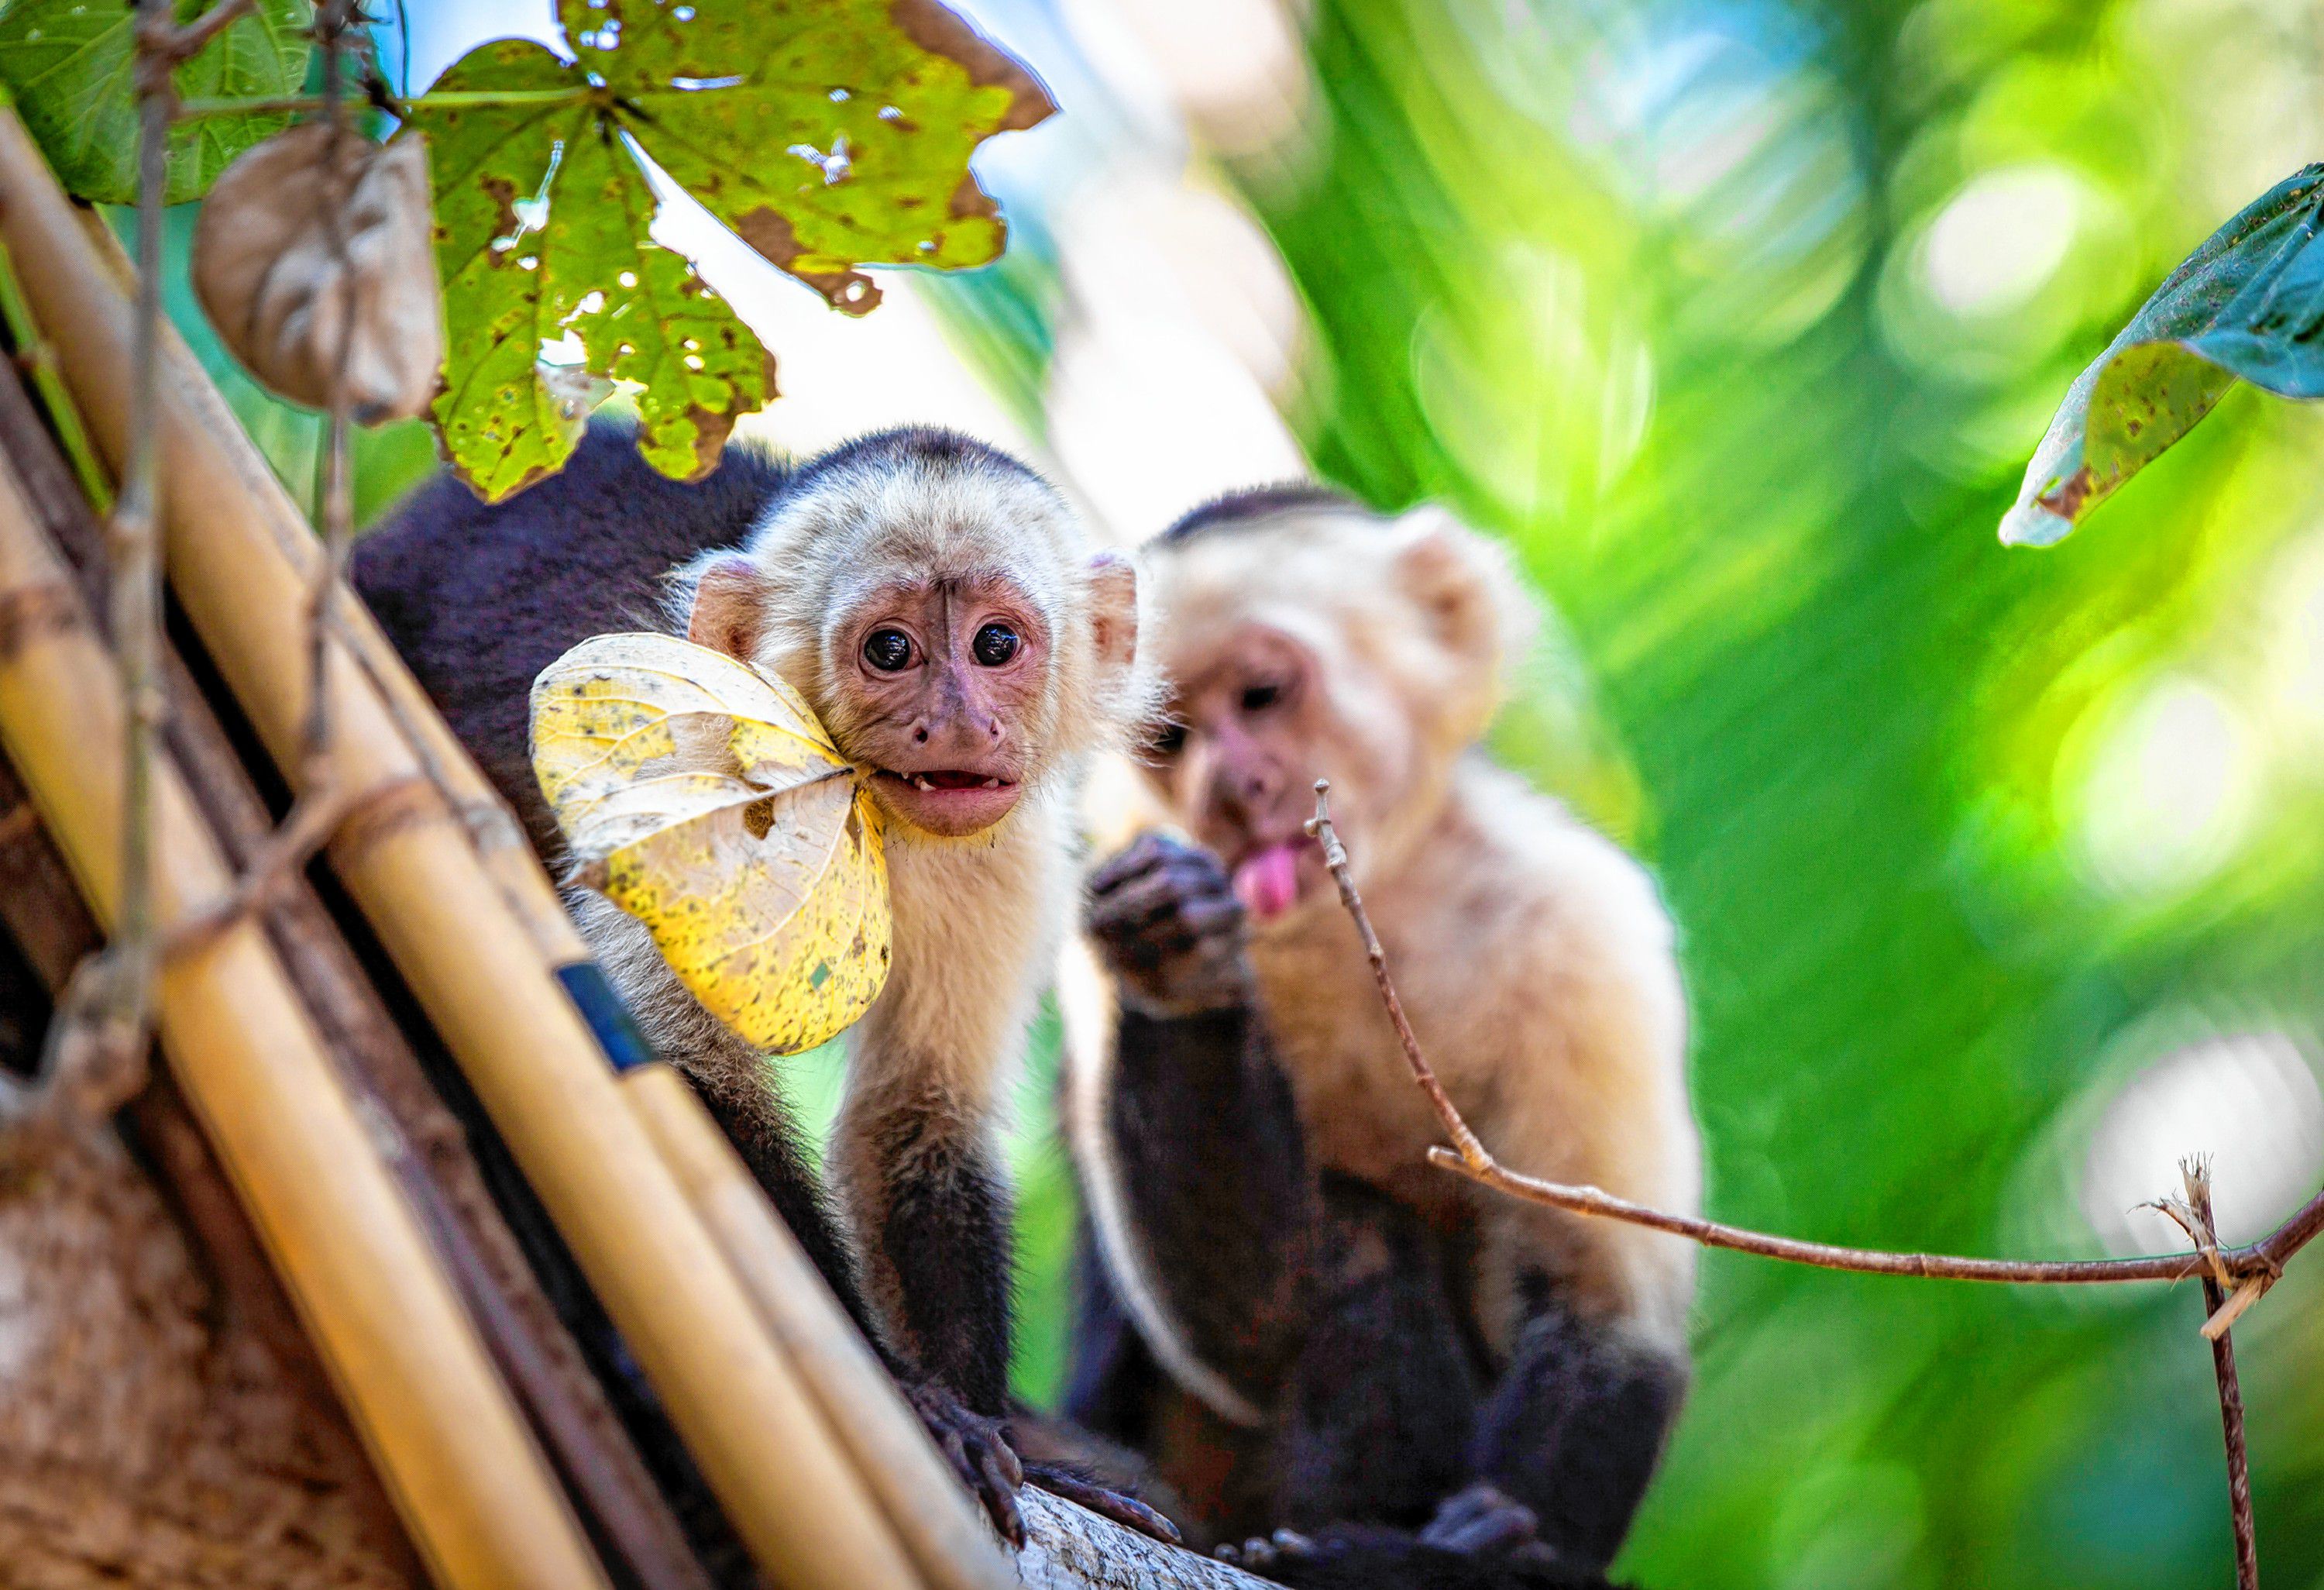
1064, 983, 1669, 1588
356, 425, 886, 1335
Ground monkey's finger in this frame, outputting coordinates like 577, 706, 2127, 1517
1088, 832, 1174, 893
1025, 1470, 1182, 1546
985, 1424, 1025, 1491
933, 1423, 975, 1491
985, 1482, 1028, 1550
1090, 868, 1220, 935
1088, 868, 1187, 930
973, 1444, 1026, 1535
1174, 895, 1246, 940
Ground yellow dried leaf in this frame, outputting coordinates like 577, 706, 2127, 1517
531, 633, 891, 1054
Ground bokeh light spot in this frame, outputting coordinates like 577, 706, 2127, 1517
2081, 1028, 2324, 1254
1922, 164, 2089, 320
2068, 676, 2260, 896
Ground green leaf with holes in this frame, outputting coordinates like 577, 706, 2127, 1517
2001, 163, 2324, 547
404, 0, 1053, 501
0, 0, 313, 206
403, 40, 777, 500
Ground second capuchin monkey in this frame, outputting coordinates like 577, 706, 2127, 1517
354, 421, 1168, 1544
1058, 487, 1701, 1587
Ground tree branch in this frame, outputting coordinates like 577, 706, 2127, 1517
2180, 1164, 2259, 1590
1303, 779, 2321, 1292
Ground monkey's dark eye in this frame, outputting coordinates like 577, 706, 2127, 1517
971, 621, 1020, 666
862, 628, 914, 672
1150, 721, 1187, 758
1241, 682, 1283, 713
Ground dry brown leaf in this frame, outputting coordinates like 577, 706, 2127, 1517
191, 122, 442, 422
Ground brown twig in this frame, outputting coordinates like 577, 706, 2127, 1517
2182, 1164, 2260, 1590
169, 0, 366, 955
163, 0, 258, 62
1304, 779, 2322, 1292
1310, 777, 2304, 1588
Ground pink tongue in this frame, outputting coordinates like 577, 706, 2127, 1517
1232, 843, 1302, 920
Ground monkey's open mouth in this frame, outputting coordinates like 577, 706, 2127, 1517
868, 768, 1023, 838
897, 769, 1011, 791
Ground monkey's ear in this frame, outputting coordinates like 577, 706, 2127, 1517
687, 554, 772, 662
1085, 550, 1141, 680
1390, 504, 1529, 673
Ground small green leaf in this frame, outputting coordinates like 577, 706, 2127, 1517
0, 0, 313, 205
2002, 163, 2324, 547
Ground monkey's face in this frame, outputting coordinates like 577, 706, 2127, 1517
1139, 504, 1525, 918
686, 446, 1147, 844
1143, 620, 1418, 923
827, 572, 1047, 838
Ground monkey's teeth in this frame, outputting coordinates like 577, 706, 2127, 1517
981, 778, 1002, 789
912, 775, 935, 791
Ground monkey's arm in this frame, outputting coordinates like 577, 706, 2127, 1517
1081, 833, 1320, 1401
831, 1017, 1179, 1547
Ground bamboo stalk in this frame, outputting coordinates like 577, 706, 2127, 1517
0, 105, 940, 1590
624, 1065, 1020, 1590
0, 454, 608, 1590
0, 350, 714, 1590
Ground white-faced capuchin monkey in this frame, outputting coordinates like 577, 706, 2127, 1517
1058, 486, 1702, 1588
353, 421, 1171, 1547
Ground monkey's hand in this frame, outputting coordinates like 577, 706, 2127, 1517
899, 1379, 1031, 1545
898, 1381, 1182, 1548
1087, 832, 1257, 1018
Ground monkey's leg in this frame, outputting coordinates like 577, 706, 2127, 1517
837, 1087, 1177, 1547
1249, 1304, 1676, 1588
1239, 1188, 1628, 1590
1272, 1175, 1484, 1534
1463, 1295, 1686, 1573
854, 1100, 1016, 1415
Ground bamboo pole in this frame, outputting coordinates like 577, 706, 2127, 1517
0, 350, 714, 1590
624, 1066, 1021, 1590
0, 105, 940, 1590
0, 455, 608, 1590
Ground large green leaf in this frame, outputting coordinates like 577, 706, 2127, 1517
565, 0, 1051, 311
405, 0, 1053, 500
0, 0, 313, 205
404, 40, 776, 499
2001, 163, 2324, 547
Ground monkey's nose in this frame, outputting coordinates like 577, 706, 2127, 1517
913, 724, 930, 745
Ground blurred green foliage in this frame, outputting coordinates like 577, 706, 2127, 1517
1171, 2, 2324, 1585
